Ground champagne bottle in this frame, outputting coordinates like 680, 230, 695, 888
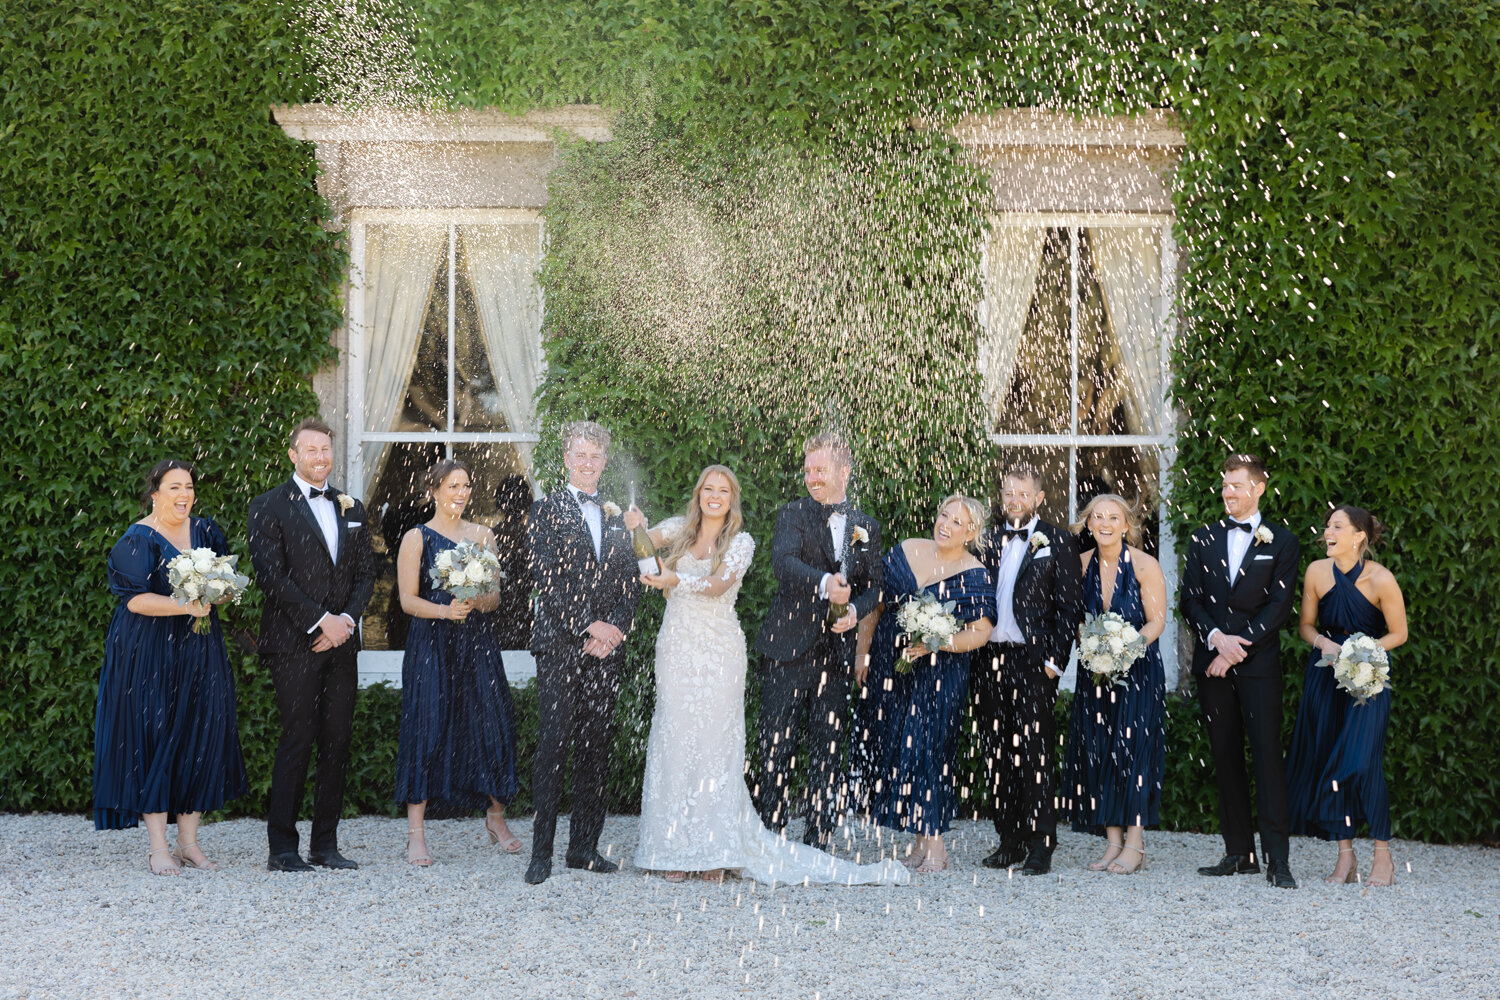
826, 598, 849, 627
632, 522, 662, 576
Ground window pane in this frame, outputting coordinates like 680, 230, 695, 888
1076, 445, 1161, 558
994, 227, 1072, 435
1079, 227, 1166, 437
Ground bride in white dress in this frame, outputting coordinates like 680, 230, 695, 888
625, 465, 907, 887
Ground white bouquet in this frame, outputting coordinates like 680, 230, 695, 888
1078, 611, 1148, 687
165, 548, 251, 635
1317, 632, 1390, 704
893, 592, 962, 673
430, 540, 505, 603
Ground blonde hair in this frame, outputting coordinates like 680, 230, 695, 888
938, 494, 989, 552
1071, 493, 1144, 547
560, 420, 610, 455
662, 465, 744, 575
803, 432, 852, 469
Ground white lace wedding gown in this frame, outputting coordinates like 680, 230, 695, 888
634, 518, 908, 887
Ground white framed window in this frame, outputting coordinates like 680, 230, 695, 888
980, 212, 1180, 685
346, 208, 544, 671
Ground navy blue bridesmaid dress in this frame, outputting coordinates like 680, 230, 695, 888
1286, 561, 1392, 841
1062, 550, 1166, 833
852, 544, 994, 836
93, 518, 248, 829
394, 525, 518, 808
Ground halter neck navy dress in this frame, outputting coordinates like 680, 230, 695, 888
851, 544, 994, 836
93, 518, 248, 829
394, 526, 519, 809
1286, 561, 1392, 841
1062, 549, 1166, 833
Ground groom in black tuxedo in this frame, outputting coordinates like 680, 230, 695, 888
249, 418, 375, 872
1181, 452, 1300, 889
524, 421, 641, 884
971, 464, 1083, 875
754, 432, 882, 849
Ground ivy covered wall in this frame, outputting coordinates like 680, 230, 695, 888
2, 0, 1495, 842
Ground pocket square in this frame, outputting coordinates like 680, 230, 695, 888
1253, 553, 1272, 560
346, 521, 363, 528
1032, 548, 1052, 559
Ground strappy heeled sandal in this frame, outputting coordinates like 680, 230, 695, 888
485, 811, 523, 853
700, 869, 727, 883
661, 870, 687, 883
1106, 844, 1147, 875
147, 846, 181, 877
1366, 845, 1395, 887
407, 827, 432, 867
1325, 847, 1356, 884
915, 853, 949, 874
1088, 840, 1125, 871
173, 839, 220, 871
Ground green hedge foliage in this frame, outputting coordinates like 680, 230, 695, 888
3, 1, 1496, 843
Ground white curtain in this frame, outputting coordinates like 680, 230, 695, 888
360, 224, 446, 496
977, 227, 1047, 423
1092, 227, 1166, 437
464, 223, 544, 478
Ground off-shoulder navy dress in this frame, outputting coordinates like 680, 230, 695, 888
394, 526, 518, 808
1062, 550, 1166, 833
93, 518, 248, 829
1286, 561, 1392, 841
852, 544, 994, 836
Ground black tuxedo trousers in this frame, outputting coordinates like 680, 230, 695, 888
974, 642, 1061, 851
264, 647, 357, 855
755, 640, 852, 846
529, 645, 624, 860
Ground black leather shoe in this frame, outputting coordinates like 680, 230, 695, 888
1266, 858, 1298, 889
565, 850, 619, 873
524, 856, 552, 884
307, 850, 359, 870
267, 852, 314, 872
1019, 849, 1052, 876
981, 844, 1028, 870
1197, 853, 1260, 876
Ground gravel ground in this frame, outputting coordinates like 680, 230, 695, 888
2, 813, 1496, 1000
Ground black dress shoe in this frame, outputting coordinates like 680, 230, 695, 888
1019, 849, 1052, 876
524, 856, 552, 885
307, 850, 359, 870
1197, 853, 1261, 876
565, 850, 619, 873
981, 844, 1028, 870
267, 852, 314, 872
1266, 858, 1298, 889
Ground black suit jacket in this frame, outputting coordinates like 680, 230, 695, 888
248, 478, 376, 657
1180, 518, 1300, 677
525, 489, 642, 655
753, 496, 882, 662
975, 518, 1084, 669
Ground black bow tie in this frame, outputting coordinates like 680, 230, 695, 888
1229, 520, 1254, 533
308, 487, 335, 500
820, 501, 852, 519
1002, 526, 1029, 543
576, 491, 601, 507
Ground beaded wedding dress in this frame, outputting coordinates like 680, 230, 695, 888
633, 518, 907, 886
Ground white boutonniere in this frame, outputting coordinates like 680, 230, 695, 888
601, 501, 621, 519
337, 493, 355, 515
1254, 525, 1274, 546
851, 525, 869, 547
1029, 532, 1048, 551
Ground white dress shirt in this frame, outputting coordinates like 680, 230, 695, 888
292, 473, 350, 635
569, 483, 603, 559
1207, 511, 1263, 646
819, 510, 848, 598
989, 516, 1037, 645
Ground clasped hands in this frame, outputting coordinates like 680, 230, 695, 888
1206, 630, 1251, 677
311, 612, 357, 653
584, 620, 626, 659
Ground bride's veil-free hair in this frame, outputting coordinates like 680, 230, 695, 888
662, 465, 743, 575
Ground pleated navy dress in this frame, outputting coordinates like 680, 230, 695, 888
394, 525, 518, 808
93, 518, 248, 829
1286, 561, 1392, 841
852, 544, 994, 837
1062, 550, 1166, 833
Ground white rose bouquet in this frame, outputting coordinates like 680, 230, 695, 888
430, 540, 505, 603
165, 548, 251, 634
893, 592, 962, 674
1078, 611, 1148, 687
1317, 632, 1390, 704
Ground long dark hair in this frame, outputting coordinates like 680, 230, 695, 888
139, 459, 195, 513
1329, 504, 1384, 558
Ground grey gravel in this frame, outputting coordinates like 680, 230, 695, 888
2, 814, 1496, 999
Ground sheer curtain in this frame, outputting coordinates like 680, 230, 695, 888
464, 223, 544, 478
978, 227, 1047, 423
360, 224, 445, 496
1092, 227, 1166, 437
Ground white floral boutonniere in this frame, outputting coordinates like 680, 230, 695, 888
337, 493, 355, 515
1254, 525, 1274, 546
1029, 531, 1048, 551
851, 525, 869, 547
601, 501, 622, 519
